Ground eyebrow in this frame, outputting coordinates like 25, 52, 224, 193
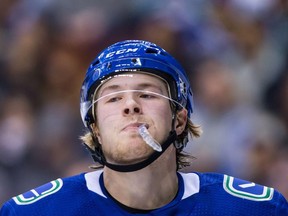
99, 83, 164, 97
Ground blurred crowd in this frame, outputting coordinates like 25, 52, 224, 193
0, 0, 287, 204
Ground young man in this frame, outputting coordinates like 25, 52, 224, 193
1, 40, 287, 215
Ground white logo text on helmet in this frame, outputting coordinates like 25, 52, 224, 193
105, 48, 139, 58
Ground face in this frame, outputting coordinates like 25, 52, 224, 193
93, 73, 174, 164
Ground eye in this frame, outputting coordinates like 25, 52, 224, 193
140, 93, 155, 99
107, 97, 122, 103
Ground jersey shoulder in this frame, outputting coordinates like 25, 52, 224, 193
0, 173, 88, 216
197, 172, 282, 201
13, 173, 85, 205
198, 172, 275, 201
195, 172, 287, 214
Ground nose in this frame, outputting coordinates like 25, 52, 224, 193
123, 96, 141, 115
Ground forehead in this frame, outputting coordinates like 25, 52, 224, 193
97, 72, 168, 95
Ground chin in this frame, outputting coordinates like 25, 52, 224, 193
112, 148, 153, 165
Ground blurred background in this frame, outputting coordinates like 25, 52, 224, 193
0, 0, 287, 204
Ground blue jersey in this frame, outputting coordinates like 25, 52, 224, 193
1, 170, 287, 215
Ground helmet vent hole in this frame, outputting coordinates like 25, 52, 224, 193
145, 48, 160, 54
92, 60, 100, 66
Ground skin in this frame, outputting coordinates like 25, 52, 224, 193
92, 72, 187, 210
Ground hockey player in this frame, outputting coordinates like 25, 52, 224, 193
1, 40, 287, 215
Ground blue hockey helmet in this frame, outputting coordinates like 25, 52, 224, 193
80, 40, 193, 128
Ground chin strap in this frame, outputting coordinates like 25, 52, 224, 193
106, 130, 177, 172
84, 130, 177, 172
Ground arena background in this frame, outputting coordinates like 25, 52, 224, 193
0, 0, 287, 204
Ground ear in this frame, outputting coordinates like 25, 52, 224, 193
175, 108, 188, 135
91, 123, 102, 144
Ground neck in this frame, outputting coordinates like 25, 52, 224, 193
103, 145, 178, 210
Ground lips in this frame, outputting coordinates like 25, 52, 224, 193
122, 122, 149, 131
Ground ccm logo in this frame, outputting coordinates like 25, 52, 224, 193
105, 48, 139, 58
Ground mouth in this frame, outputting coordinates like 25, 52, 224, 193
122, 122, 149, 131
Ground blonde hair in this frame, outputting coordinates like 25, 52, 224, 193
176, 118, 202, 169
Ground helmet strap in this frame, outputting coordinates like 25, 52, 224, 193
103, 108, 179, 172
104, 130, 177, 172
85, 109, 179, 172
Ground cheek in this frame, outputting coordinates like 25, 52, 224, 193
96, 105, 118, 124
95, 106, 120, 138
146, 102, 172, 120
145, 104, 173, 137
